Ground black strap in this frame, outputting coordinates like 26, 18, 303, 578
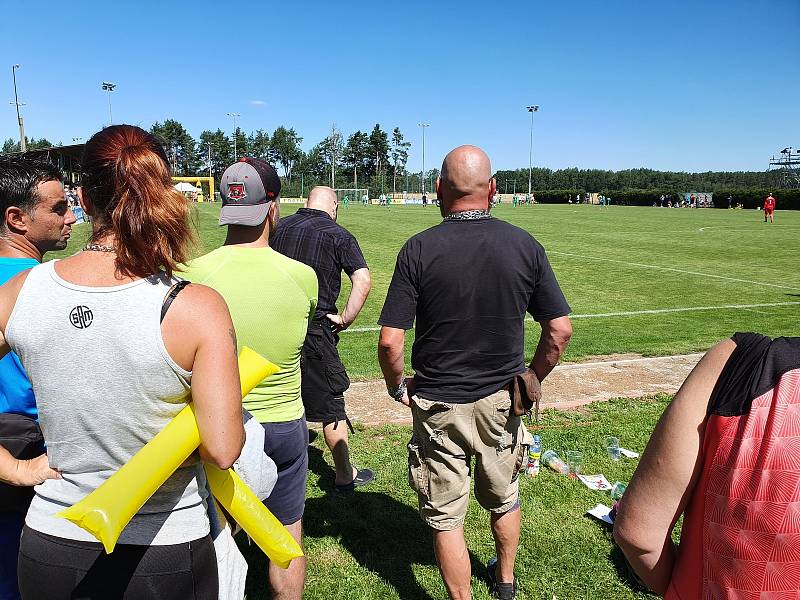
160, 280, 190, 323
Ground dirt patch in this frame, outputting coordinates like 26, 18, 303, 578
341, 353, 703, 426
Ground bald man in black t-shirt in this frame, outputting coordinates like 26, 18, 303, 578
378, 145, 572, 600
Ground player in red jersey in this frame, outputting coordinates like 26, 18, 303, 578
764, 193, 776, 223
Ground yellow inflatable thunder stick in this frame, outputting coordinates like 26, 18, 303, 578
206, 465, 299, 569
59, 347, 301, 566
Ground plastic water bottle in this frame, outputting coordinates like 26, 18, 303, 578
542, 450, 570, 474
526, 435, 542, 476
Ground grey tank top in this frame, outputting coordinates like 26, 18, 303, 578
6, 261, 209, 545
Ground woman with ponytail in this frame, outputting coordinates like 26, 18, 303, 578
0, 125, 244, 599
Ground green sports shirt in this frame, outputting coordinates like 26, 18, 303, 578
180, 245, 318, 423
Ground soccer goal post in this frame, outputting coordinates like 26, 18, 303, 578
334, 189, 369, 204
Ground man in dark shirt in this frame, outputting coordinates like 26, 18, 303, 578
378, 146, 572, 600
271, 187, 375, 492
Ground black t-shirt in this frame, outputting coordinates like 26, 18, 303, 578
378, 217, 571, 402
272, 208, 368, 321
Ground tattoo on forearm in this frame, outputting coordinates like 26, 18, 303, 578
228, 327, 237, 356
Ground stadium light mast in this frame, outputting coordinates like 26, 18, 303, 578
419, 123, 430, 195
101, 81, 116, 126
226, 112, 240, 159
11, 64, 26, 152
526, 105, 539, 198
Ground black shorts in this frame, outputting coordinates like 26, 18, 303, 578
262, 417, 308, 525
17, 526, 217, 600
300, 322, 350, 424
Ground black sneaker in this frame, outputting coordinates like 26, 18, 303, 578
487, 556, 517, 600
334, 467, 375, 492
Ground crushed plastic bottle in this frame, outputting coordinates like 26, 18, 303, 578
542, 449, 570, 474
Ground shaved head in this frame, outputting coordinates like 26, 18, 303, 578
307, 186, 338, 220
436, 145, 495, 214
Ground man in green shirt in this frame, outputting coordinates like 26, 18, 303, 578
181, 158, 316, 600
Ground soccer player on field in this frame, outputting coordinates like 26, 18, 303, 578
763, 193, 775, 223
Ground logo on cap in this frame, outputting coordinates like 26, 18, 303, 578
228, 182, 247, 200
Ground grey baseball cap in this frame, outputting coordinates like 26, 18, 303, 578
219, 157, 281, 226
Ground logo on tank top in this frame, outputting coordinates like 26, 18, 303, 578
69, 306, 93, 329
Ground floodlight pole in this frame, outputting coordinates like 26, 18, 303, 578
226, 112, 240, 159
101, 81, 116, 126
419, 123, 429, 195
526, 105, 539, 198
207, 143, 213, 178
11, 64, 26, 152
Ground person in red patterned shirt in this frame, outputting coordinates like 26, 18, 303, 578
614, 333, 800, 598
764, 193, 776, 223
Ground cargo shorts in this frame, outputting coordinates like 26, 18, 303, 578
407, 390, 533, 531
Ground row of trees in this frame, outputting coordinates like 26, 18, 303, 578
2, 137, 56, 153
2, 126, 784, 196
1, 121, 420, 198
149, 120, 416, 198
494, 166, 781, 194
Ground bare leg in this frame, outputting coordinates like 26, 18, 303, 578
323, 421, 356, 485
491, 505, 521, 583
432, 526, 472, 600
269, 520, 306, 600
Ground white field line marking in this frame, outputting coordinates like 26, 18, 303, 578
343, 301, 800, 333
549, 251, 800, 291
568, 302, 800, 319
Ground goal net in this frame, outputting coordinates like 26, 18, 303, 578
334, 188, 369, 204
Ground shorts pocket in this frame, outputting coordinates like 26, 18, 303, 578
326, 361, 350, 395
511, 442, 527, 483
407, 441, 430, 498
492, 394, 512, 414
510, 425, 534, 483
412, 397, 453, 414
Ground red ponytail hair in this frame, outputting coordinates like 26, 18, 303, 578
80, 125, 194, 278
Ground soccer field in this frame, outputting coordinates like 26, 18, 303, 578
55, 203, 800, 379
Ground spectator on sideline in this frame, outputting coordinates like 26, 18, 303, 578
181, 158, 317, 600
0, 157, 74, 600
614, 333, 800, 597
378, 145, 572, 600
0, 125, 245, 599
764, 192, 776, 223
271, 186, 374, 492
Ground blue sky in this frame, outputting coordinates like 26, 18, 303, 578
2, 0, 797, 172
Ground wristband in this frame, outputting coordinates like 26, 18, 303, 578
387, 380, 407, 402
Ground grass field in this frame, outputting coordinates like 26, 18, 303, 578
51, 204, 799, 598
55, 202, 800, 380
244, 396, 670, 600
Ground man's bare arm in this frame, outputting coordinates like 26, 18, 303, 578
529, 316, 572, 381
378, 326, 411, 406
0, 270, 32, 361
327, 268, 371, 332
